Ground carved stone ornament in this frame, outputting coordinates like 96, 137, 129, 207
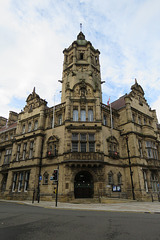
24, 87, 47, 112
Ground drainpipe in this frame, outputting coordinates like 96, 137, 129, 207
126, 135, 135, 200
37, 137, 44, 203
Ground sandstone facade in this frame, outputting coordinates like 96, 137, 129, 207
0, 32, 160, 202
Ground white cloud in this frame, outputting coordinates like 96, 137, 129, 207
0, 0, 160, 122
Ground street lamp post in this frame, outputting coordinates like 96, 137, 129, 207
126, 136, 135, 200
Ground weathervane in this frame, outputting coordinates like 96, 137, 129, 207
80, 23, 82, 32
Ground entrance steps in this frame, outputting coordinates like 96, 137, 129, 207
69, 197, 136, 204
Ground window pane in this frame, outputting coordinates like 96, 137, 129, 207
12, 173, 17, 192
81, 110, 86, 121
29, 142, 33, 159
88, 110, 93, 121
34, 120, 38, 130
72, 133, 78, 140
81, 142, 86, 152
28, 123, 31, 132
22, 125, 25, 134
132, 114, 135, 122
108, 173, 113, 185
72, 142, 78, 152
89, 142, 95, 152
103, 114, 107, 125
146, 141, 151, 147
24, 172, 30, 191
22, 143, 27, 160
58, 115, 62, 125
18, 173, 23, 192
73, 110, 78, 121
89, 134, 94, 141
80, 134, 86, 141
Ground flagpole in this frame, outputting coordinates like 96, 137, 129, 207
110, 102, 113, 137
52, 95, 55, 129
107, 96, 113, 137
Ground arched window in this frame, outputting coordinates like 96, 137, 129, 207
22, 124, 25, 134
150, 172, 158, 192
73, 109, 78, 121
107, 136, 119, 159
117, 172, 122, 185
81, 110, 86, 121
103, 114, 107, 126
47, 135, 59, 158
88, 109, 93, 121
43, 172, 49, 185
28, 122, 32, 132
34, 120, 38, 130
108, 171, 114, 185
58, 114, 62, 125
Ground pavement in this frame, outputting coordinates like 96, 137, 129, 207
1, 199, 160, 213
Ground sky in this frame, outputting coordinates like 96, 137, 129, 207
1, 0, 160, 122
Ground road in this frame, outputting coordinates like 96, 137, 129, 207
0, 202, 160, 240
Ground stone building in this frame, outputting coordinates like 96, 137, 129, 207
0, 31, 160, 202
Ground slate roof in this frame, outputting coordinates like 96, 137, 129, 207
111, 95, 126, 110
0, 122, 17, 133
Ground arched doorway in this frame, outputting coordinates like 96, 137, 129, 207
74, 171, 94, 198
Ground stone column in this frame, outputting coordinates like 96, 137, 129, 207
95, 97, 101, 121
73, 45, 77, 72
125, 97, 132, 122
39, 108, 45, 130
65, 94, 71, 121
87, 45, 92, 73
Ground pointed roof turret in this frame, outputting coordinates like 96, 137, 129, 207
77, 31, 85, 40
76, 31, 87, 45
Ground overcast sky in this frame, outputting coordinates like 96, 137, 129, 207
1, 0, 160, 122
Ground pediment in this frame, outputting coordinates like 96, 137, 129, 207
47, 135, 59, 143
107, 136, 118, 144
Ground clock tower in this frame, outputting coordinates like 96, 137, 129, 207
61, 31, 102, 122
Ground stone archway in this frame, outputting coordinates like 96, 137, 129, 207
74, 171, 94, 198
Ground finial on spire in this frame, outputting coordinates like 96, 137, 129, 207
80, 23, 82, 32
33, 87, 35, 94
135, 78, 137, 84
